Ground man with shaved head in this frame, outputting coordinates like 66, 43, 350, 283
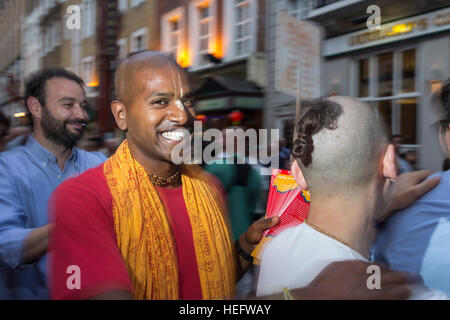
256, 96, 447, 299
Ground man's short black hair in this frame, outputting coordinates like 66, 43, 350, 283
24, 68, 85, 110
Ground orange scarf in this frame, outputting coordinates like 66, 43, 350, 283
103, 140, 236, 299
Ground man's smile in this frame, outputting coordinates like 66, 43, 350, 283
159, 128, 191, 143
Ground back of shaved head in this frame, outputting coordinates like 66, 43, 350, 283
114, 51, 184, 105
292, 96, 388, 195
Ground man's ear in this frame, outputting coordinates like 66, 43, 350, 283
291, 160, 308, 190
111, 100, 127, 131
382, 144, 397, 180
27, 97, 43, 120
439, 127, 450, 157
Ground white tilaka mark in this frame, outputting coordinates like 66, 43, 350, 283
175, 99, 185, 111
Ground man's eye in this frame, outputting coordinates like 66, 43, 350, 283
152, 99, 168, 106
64, 103, 74, 108
183, 98, 194, 107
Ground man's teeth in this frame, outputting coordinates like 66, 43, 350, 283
161, 131, 187, 141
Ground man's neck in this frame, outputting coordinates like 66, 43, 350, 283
33, 130, 72, 171
306, 186, 380, 258
127, 140, 181, 188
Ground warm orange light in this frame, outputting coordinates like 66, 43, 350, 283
14, 112, 26, 118
387, 23, 413, 36
209, 36, 223, 59
86, 81, 99, 87
177, 49, 191, 68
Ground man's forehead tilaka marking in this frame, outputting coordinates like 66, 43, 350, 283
168, 62, 186, 112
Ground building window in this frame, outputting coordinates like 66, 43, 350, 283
224, 0, 257, 60
161, 7, 186, 66
117, 38, 127, 60
358, 58, 369, 97
189, 0, 218, 68
378, 52, 393, 97
234, 0, 252, 56
287, 0, 310, 19
82, 0, 96, 39
401, 49, 415, 93
357, 48, 418, 144
198, 5, 212, 65
118, 0, 128, 12
52, 20, 61, 49
82, 56, 95, 86
170, 19, 182, 60
130, 28, 148, 53
44, 26, 52, 54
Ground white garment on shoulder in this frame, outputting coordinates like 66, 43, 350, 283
256, 223, 447, 300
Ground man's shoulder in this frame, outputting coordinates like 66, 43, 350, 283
377, 170, 450, 243
264, 224, 305, 255
76, 148, 107, 165
0, 146, 30, 176
0, 144, 28, 162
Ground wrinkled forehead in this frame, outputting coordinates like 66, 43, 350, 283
45, 77, 86, 101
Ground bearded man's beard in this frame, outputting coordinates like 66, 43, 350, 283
41, 106, 85, 149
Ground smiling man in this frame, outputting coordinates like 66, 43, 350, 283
48, 51, 282, 300
0, 68, 106, 299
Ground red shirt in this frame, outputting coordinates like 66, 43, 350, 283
49, 164, 210, 300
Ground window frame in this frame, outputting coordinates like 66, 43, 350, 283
286, 0, 310, 20
82, 0, 96, 39
188, 0, 219, 69
355, 46, 420, 145
161, 6, 186, 65
82, 55, 95, 85
118, 0, 128, 12
223, 0, 257, 62
117, 38, 128, 60
130, 27, 148, 53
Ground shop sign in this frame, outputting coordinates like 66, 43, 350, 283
324, 7, 450, 57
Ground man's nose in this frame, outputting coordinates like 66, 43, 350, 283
73, 103, 88, 121
167, 100, 189, 124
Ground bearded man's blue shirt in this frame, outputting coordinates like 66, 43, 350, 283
374, 170, 450, 294
0, 135, 106, 299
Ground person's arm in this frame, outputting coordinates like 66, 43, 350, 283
22, 224, 53, 264
235, 217, 280, 279
0, 157, 37, 268
249, 260, 414, 300
379, 170, 440, 222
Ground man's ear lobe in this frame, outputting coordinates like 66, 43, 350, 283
291, 160, 308, 190
111, 100, 127, 131
382, 144, 397, 180
27, 97, 42, 119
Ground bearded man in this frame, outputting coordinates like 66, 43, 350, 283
0, 68, 106, 299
